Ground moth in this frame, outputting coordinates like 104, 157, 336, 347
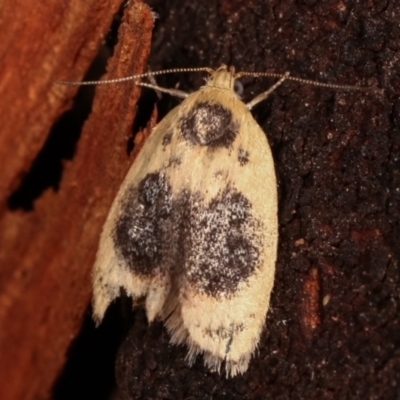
57, 65, 371, 377
93, 65, 282, 377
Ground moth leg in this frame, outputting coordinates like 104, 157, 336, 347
246, 72, 290, 110
134, 81, 189, 98
146, 71, 163, 100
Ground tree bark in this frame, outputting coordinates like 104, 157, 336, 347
0, 1, 153, 399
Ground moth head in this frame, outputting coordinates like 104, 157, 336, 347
206, 65, 237, 91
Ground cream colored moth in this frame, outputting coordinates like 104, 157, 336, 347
57, 65, 372, 377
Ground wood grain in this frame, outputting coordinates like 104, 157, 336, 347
0, 1, 153, 399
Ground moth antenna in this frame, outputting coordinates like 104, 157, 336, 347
54, 67, 214, 86
236, 71, 381, 93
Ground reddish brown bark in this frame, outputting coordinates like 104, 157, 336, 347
0, 1, 153, 399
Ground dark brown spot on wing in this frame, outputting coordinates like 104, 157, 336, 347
179, 101, 238, 148
238, 148, 249, 166
162, 132, 172, 147
213, 170, 228, 180
182, 186, 262, 297
167, 157, 182, 168
113, 172, 173, 276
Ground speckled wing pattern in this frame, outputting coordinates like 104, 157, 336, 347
92, 66, 278, 377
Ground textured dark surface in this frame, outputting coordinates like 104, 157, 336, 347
112, 0, 400, 399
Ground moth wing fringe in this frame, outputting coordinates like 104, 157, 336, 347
160, 289, 258, 378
